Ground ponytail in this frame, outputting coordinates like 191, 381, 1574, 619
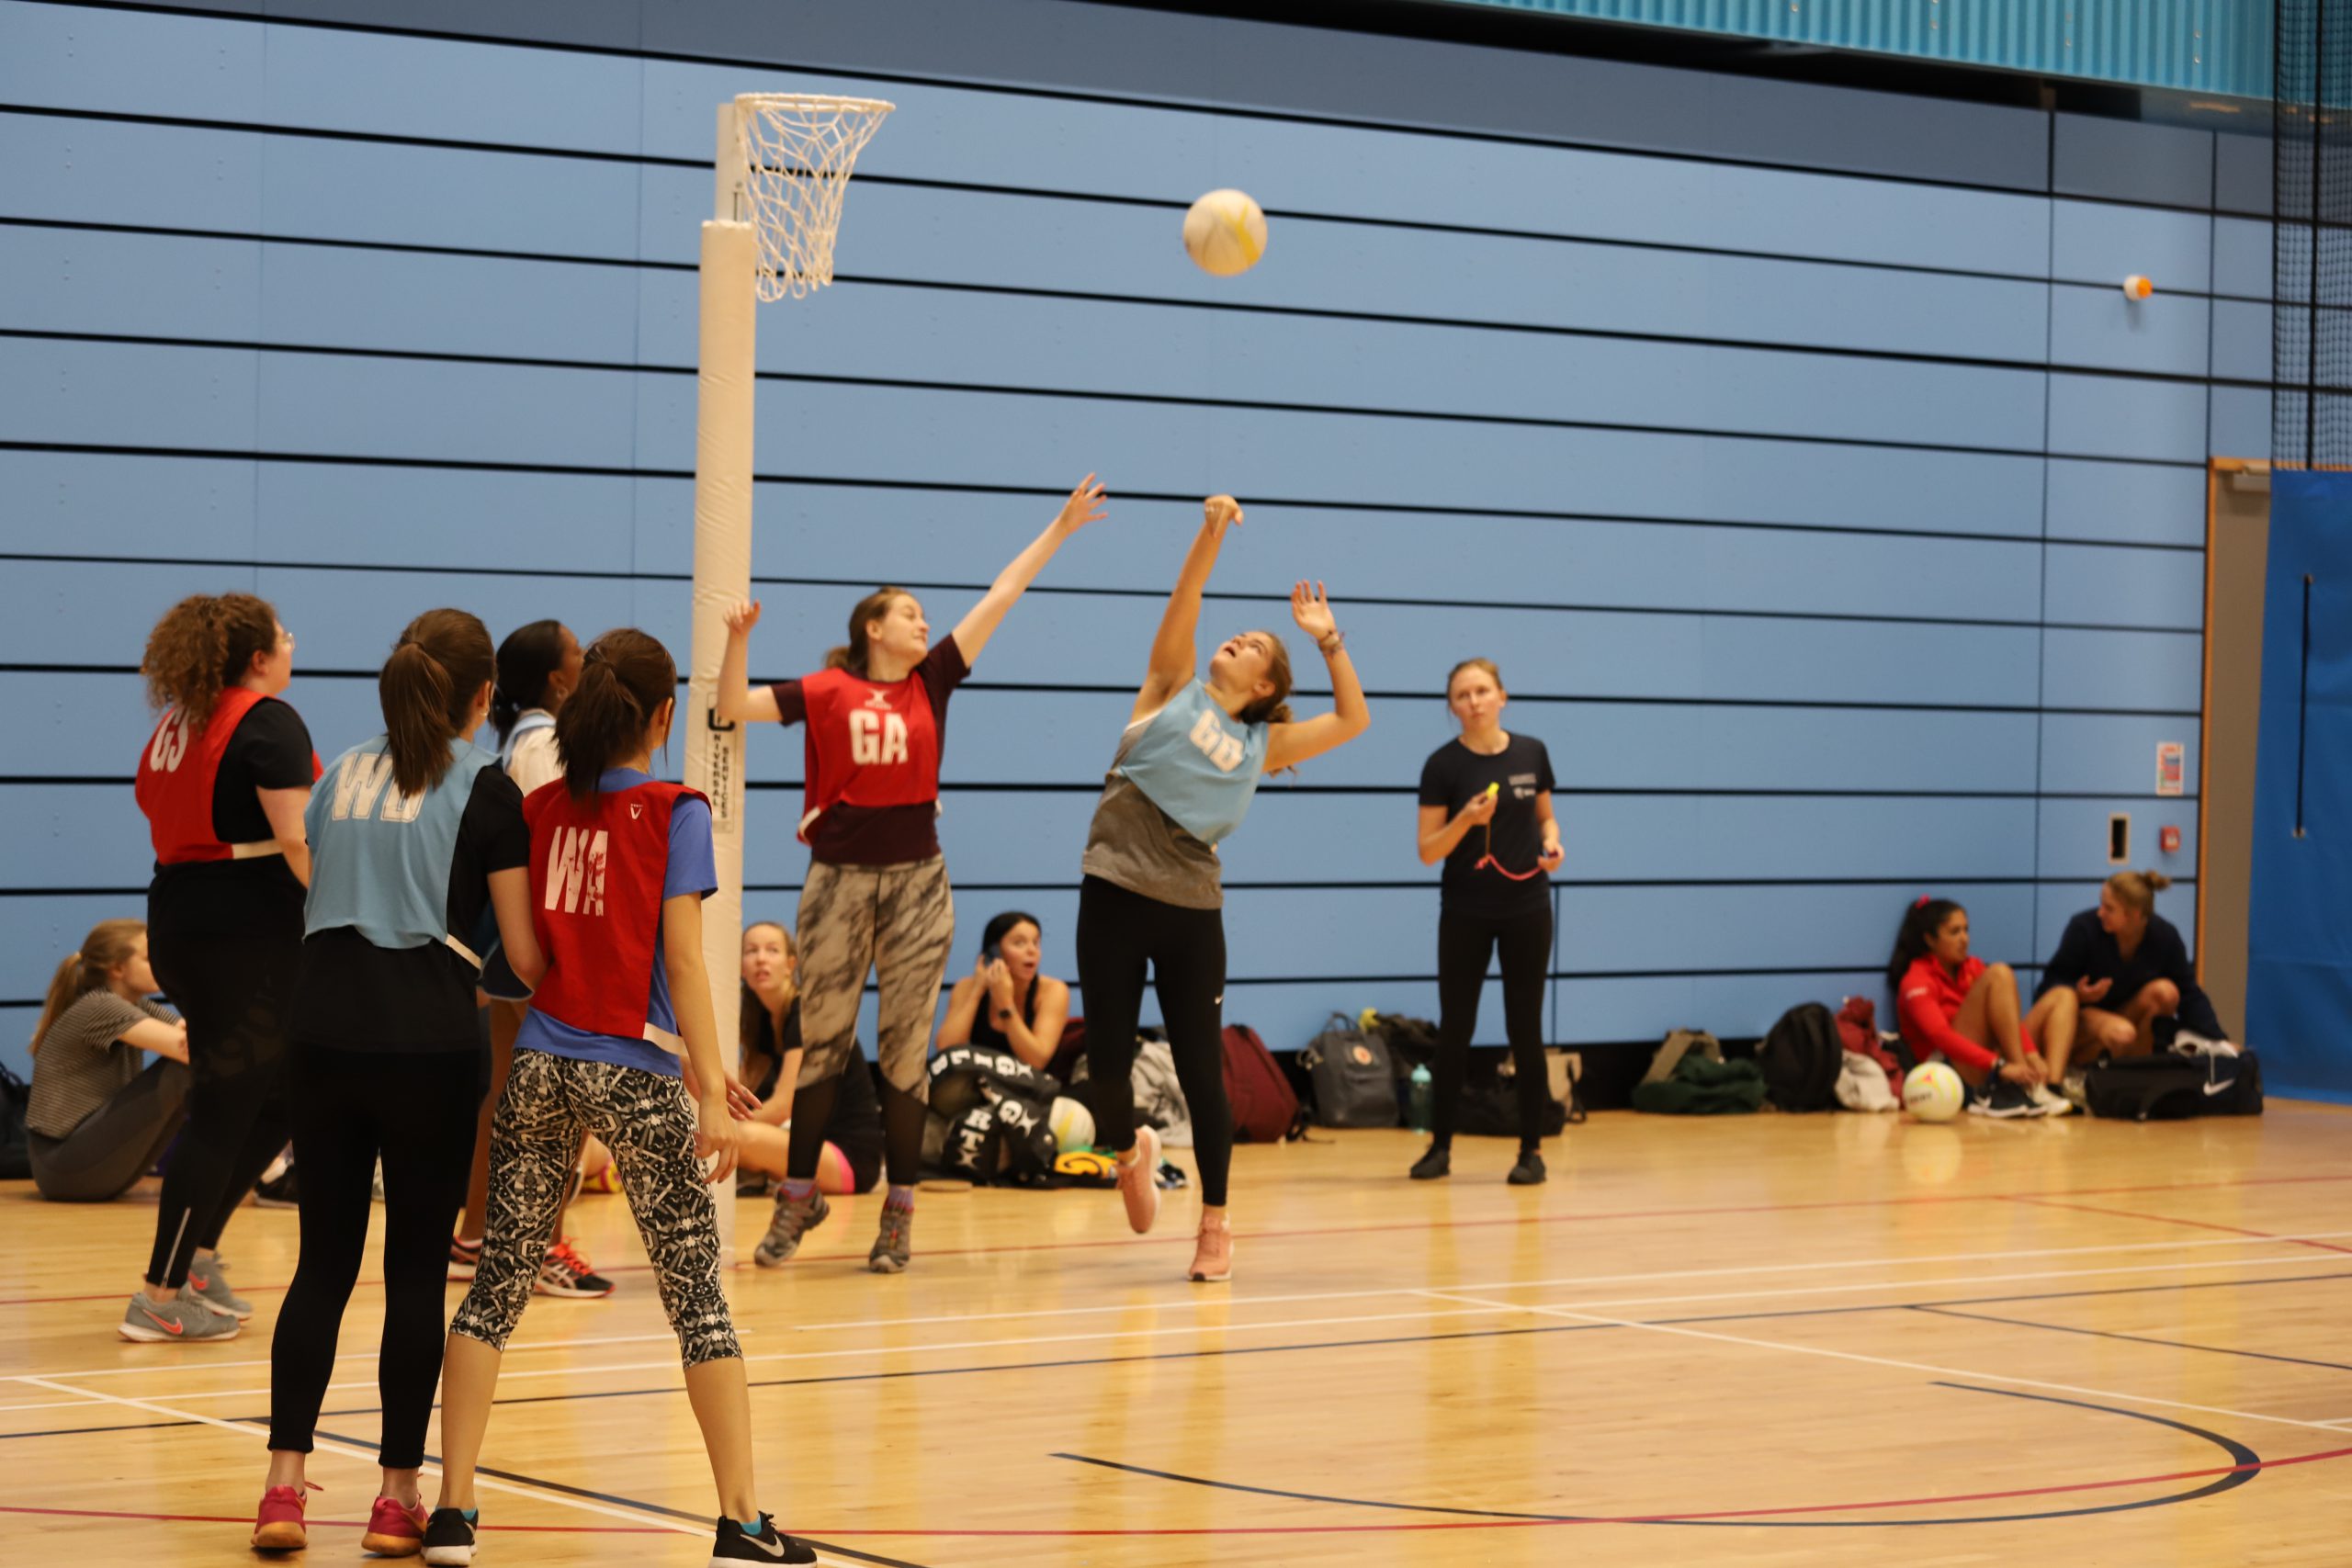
140, 592, 279, 728
492, 618, 571, 739
2105, 868, 2175, 916
556, 628, 677, 801
30, 919, 147, 1054
380, 609, 494, 797
1886, 897, 1962, 994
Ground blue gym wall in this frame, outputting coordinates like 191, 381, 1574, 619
0, 0, 2260, 1076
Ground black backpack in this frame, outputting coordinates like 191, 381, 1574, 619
2086, 1051, 2264, 1122
1299, 1012, 1399, 1128
1757, 1003, 1844, 1112
0, 1061, 30, 1180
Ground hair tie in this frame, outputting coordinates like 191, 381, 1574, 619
1914, 895, 1931, 909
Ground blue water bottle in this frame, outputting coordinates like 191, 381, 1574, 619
1408, 1063, 1433, 1133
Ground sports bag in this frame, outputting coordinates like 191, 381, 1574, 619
0, 1061, 30, 1180
1221, 1023, 1305, 1143
1757, 1002, 1845, 1112
928, 1045, 1060, 1122
1299, 1012, 1398, 1127
931, 1095, 1059, 1183
2086, 1050, 2264, 1122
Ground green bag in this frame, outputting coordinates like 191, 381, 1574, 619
1630, 1053, 1767, 1115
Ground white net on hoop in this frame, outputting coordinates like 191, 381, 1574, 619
735, 93, 895, 301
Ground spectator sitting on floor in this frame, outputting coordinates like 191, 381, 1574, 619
26, 919, 194, 1202
735, 919, 881, 1197
935, 910, 1070, 1072
2036, 869, 2229, 1080
1888, 897, 2074, 1117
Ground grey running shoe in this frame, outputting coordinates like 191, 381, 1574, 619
1507, 1149, 1548, 1186
867, 1203, 911, 1274
752, 1188, 830, 1269
119, 1285, 241, 1342
186, 1255, 254, 1319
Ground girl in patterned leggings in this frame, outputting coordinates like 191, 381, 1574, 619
427, 628, 807, 1568
717, 474, 1107, 1273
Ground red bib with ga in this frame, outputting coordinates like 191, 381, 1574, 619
134, 689, 321, 864
796, 665, 943, 842
526, 776, 706, 1049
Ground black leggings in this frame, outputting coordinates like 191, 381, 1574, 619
1074, 875, 1234, 1208
29, 1059, 191, 1202
787, 1076, 926, 1190
1430, 903, 1554, 1149
145, 931, 298, 1288
268, 1046, 484, 1469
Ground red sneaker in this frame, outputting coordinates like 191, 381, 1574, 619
250, 1483, 311, 1552
362, 1495, 427, 1557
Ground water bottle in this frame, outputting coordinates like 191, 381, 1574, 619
1408, 1063, 1433, 1133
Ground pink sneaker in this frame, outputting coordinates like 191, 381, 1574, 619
251, 1483, 311, 1552
1188, 1214, 1233, 1283
1117, 1126, 1163, 1235
362, 1495, 427, 1557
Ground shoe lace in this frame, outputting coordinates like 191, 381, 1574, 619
545, 1239, 592, 1277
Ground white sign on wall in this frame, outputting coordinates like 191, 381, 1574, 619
2156, 741, 2186, 797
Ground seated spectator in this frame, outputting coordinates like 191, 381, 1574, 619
736, 920, 880, 1197
936, 910, 1070, 1072
2037, 870, 2228, 1077
27, 919, 193, 1201
1887, 897, 2074, 1118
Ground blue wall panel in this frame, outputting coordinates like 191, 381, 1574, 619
0, 1, 2257, 1077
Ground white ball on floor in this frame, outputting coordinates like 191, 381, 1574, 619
1049, 1095, 1096, 1154
1903, 1062, 1965, 1123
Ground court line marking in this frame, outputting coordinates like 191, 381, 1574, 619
14, 1374, 708, 1540
1419, 1288, 2352, 1435
1912, 1303, 2352, 1375
786, 1227, 2352, 1335
13, 1249, 2343, 1410
9, 1328, 712, 1386
0, 1504, 676, 1535
2008, 1194, 2352, 1254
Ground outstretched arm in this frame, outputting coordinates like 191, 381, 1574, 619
716, 599, 783, 724
1138, 495, 1243, 717
950, 475, 1108, 665
1262, 581, 1370, 773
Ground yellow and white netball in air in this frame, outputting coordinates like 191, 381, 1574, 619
1183, 187, 1268, 276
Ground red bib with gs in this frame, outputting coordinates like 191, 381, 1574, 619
796, 665, 944, 842
526, 776, 706, 1051
135, 690, 322, 864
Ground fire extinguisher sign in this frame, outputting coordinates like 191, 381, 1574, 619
2155, 741, 2185, 797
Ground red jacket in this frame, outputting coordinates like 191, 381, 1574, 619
1896, 955, 2038, 1075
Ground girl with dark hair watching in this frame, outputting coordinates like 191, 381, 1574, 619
1888, 897, 2074, 1118
2036, 869, 2228, 1082
1078, 495, 1370, 1284
432, 628, 808, 1568
936, 910, 1069, 1071
1409, 657, 1562, 1186
26, 919, 190, 1203
126, 592, 316, 1343
451, 616, 610, 1300
717, 474, 1107, 1274
249, 609, 546, 1556
737, 920, 883, 1218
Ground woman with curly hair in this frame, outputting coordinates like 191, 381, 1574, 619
125, 592, 318, 1342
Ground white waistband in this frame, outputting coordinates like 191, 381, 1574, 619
443, 934, 483, 972
228, 840, 282, 860
642, 1022, 684, 1057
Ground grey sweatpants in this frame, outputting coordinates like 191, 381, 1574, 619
794, 855, 956, 1099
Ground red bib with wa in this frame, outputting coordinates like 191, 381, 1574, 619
526, 777, 705, 1047
134, 690, 321, 864
797, 665, 943, 842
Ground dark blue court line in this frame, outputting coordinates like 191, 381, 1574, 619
308, 1429, 936, 1568
15, 1269, 2350, 1446
1910, 1303, 2352, 1374
1053, 1382, 2262, 1529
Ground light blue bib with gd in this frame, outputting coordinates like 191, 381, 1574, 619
1114, 679, 1270, 848
304, 734, 497, 964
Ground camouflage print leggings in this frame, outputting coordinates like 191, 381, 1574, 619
794, 855, 956, 1100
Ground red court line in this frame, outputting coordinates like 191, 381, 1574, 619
8, 1168, 2352, 1308
786, 1441, 2352, 1537
2010, 1196, 2352, 1256
0, 1504, 672, 1534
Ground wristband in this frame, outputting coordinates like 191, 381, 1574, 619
1317, 629, 1346, 657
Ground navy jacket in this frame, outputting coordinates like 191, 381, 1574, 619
2036, 909, 2229, 1042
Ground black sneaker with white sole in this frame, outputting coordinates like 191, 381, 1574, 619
710, 1512, 816, 1565
1965, 1077, 2037, 1119
421, 1506, 477, 1565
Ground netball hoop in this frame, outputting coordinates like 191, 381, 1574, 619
686, 93, 891, 1256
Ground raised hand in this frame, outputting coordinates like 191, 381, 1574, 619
1290, 581, 1338, 643
723, 598, 763, 637
1057, 474, 1110, 532
1204, 494, 1244, 530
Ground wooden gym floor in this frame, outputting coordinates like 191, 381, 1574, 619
8, 1107, 2352, 1566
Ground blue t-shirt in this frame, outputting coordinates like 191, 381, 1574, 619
515, 768, 718, 1078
